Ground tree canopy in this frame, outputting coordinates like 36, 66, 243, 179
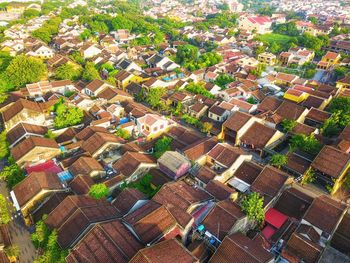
54, 63, 82, 81
52, 99, 84, 129
153, 136, 172, 159
82, 62, 101, 82
5, 55, 47, 88
0, 157, 25, 189
146, 87, 166, 110
89, 184, 109, 199
270, 154, 288, 169
0, 194, 11, 225
290, 134, 322, 155
241, 192, 265, 228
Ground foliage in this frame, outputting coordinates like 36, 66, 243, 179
69, 51, 85, 66
214, 74, 234, 89
273, 22, 299, 36
44, 130, 57, 139
31, 216, 50, 249
5, 55, 47, 88
290, 134, 322, 155
176, 44, 199, 64
251, 63, 266, 77
322, 97, 350, 137
23, 8, 40, 19
301, 168, 316, 185
80, 29, 92, 40
246, 97, 257, 104
281, 119, 297, 133
201, 122, 213, 134
153, 136, 172, 159
115, 128, 131, 140
89, 184, 109, 199
255, 45, 265, 57
55, 63, 81, 81
185, 83, 215, 99
270, 154, 288, 168
0, 131, 9, 160
32, 17, 62, 44
4, 245, 19, 258
0, 194, 11, 225
172, 101, 183, 116
146, 87, 166, 110
82, 62, 101, 82
121, 173, 160, 198
52, 100, 84, 129
333, 66, 350, 79
241, 192, 265, 227
181, 114, 202, 128
0, 158, 25, 189
34, 230, 68, 263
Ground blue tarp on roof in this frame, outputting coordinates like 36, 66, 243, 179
57, 170, 73, 182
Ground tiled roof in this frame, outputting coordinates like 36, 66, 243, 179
204, 180, 235, 201
67, 220, 142, 263
112, 188, 146, 216
240, 122, 277, 149
223, 111, 251, 132
233, 161, 263, 185
113, 152, 156, 177
130, 239, 198, 263
311, 146, 350, 179
2, 98, 42, 122
6, 123, 47, 146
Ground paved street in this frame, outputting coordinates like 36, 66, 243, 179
0, 180, 36, 263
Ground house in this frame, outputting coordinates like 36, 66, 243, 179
208, 105, 230, 122
187, 102, 208, 119
122, 200, 178, 245
113, 152, 156, 183
204, 180, 236, 201
238, 15, 272, 34
26, 44, 54, 59
11, 137, 60, 167
81, 132, 123, 159
304, 108, 331, 127
157, 151, 191, 180
221, 111, 257, 145
310, 146, 350, 194
227, 161, 263, 193
68, 175, 94, 195
1, 99, 45, 130
25, 80, 76, 98
210, 232, 274, 263
45, 195, 119, 248
275, 72, 299, 87
66, 220, 143, 263
317, 51, 341, 70
240, 122, 284, 156
130, 239, 198, 263
336, 76, 350, 90
183, 137, 218, 165
136, 114, 174, 140
250, 165, 290, 207
153, 181, 213, 238
112, 188, 147, 216
228, 98, 257, 113
258, 52, 276, 65
201, 200, 247, 241
84, 79, 113, 97
206, 143, 252, 183
331, 210, 350, 255
69, 156, 105, 178
6, 123, 48, 148
80, 43, 102, 58
115, 70, 141, 90
146, 54, 179, 71
11, 171, 65, 220
279, 48, 315, 66
98, 87, 133, 103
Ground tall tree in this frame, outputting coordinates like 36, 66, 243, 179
5, 55, 47, 88
82, 62, 101, 82
241, 192, 265, 228
0, 194, 11, 225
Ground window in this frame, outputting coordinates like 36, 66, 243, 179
153, 127, 158, 132
217, 117, 219, 121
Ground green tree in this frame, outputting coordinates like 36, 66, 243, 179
146, 87, 166, 109
301, 168, 316, 185
0, 131, 9, 159
176, 44, 199, 64
281, 119, 297, 132
0, 194, 10, 225
0, 158, 25, 189
55, 63, 81, 81
255, 45, 265, 57
89, 184, 109, 199
23, 8, 41, 19
115, 128, 131, 140
241, 192, 265, 228
5, 55, 47, 88
121, 173, 159, 198
201, 122, 213, 134
79, 29, 92, 40
44, 130, 57, 139
31, 216, 50, 249
82, 62, 101, 82
270, 154, 288, 168
4, 245, 19, 258
290, 134, 322, 155
52, 100, 84, 129
34, 230, 67, 263
153, 136, 172, 159
185, 83, 215, 99
214, 74, 234, 89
